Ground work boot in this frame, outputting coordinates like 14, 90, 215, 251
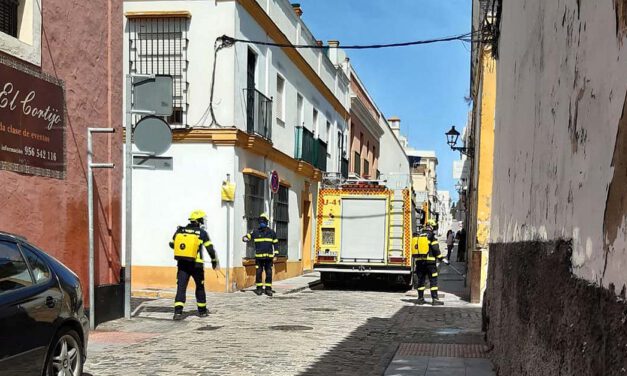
198, 308, 208, 317
431, 298, 444, 306
173, 308, 183, 321
416, 297, 426, 305
254, 287, 263, 296
264, 288, 273, 297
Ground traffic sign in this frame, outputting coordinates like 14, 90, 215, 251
134, 116, 172, 155
270, 170, 280, 194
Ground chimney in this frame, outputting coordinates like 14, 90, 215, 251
291, 3, 303, 17
327, 40, 340, 65
388, 117, 401, 137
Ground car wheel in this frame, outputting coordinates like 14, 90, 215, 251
44, 328, 84, 376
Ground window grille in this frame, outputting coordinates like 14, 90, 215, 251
321, 228, 335, 245
273, 185, 289, 257
364, 159, 370, 177
128, 17, 189, 127
0, 0, 19, 37
244, 174, 265, 258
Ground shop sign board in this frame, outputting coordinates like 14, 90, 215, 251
0, 60, 65, 179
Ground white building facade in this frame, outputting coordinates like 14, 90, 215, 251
123, 0, 349, 291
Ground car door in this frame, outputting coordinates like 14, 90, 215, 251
0, 240, 60, 376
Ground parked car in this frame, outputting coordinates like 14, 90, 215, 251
0, 232, 89, 376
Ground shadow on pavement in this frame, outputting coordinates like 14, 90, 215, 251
312, 275, 411, 293
297, 305, 485, 376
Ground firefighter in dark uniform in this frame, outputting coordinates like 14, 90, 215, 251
242, 213, 278, 296
169, 210, 218, 320
412, 219, 448, 306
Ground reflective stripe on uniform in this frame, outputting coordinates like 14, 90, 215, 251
272, 239, 279, 243
417, 287, 426, 291
263, 283, 272, 287
197, 302, 207, 308
204, 241, 212, 247
255, 253, 274, 257
254, 238, 275, 243
245, 234, 251, 240
431, 273, 438, 277
256, 283, 263, 287
174, 302, 185, 307
430, 287, 439, 291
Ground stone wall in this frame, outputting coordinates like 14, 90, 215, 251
485, 241, 627, 375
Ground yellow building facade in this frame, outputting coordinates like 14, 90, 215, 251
467, 46, 496, 303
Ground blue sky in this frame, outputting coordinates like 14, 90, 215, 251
299, 0, 471, 199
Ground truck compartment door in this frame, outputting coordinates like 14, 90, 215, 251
340, 198, 387, 262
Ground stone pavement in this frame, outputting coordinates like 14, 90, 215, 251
85, 244, 495, 376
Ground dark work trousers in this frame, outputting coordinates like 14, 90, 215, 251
446, 244, 454, 260
255, 258, 273, 289
415, 261, 439, 299
174, 260, 206, 311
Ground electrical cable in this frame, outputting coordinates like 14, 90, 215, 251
208, 36, 234, 127
217, 31, 476, 50
206, 31, 485, 127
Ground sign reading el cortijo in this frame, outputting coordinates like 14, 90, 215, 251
0, 60, 65, 179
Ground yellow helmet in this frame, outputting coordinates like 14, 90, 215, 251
427, 219, 437, 227
259, 213, 270, 221
189, 210, 206, 222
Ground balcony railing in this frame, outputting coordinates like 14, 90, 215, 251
245, 88, 272, 140
317, 139, 327, 171
295, 126, 328, 171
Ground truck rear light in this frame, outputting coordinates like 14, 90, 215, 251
317, 255, 337, 262
388, 257, 406, 264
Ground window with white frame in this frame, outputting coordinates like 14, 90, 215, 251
313, 108, 319, 135
128, 16, 189, 127
326, 121, 332, 158
0, 0, 18, 37
276, 74, 285, 125
0, 0, 42, 66
296, 93, 304, 127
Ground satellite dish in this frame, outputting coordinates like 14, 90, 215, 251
134, 116, 172, 156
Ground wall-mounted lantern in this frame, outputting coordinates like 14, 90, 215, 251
445, 126, 474, 157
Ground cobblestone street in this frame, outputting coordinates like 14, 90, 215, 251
84, 255, 494, 376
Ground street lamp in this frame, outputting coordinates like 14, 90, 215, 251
445, 126, 474, 157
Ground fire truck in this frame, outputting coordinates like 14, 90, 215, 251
314, 173, 415, 286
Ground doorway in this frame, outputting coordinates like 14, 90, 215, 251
301, 192, 313, 271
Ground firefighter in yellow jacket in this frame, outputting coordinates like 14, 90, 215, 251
412, 219, 448, 306
169, 210, 218, 320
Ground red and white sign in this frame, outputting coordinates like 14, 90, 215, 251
270, 170, 280, 194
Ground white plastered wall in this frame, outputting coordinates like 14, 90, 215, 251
132, 144, 237, 268
491, 0, 627, 290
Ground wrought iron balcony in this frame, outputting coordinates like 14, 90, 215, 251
295, 126, 328, 171
245, 88, 272, 140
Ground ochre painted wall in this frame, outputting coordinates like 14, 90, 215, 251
132, 261, 304, 293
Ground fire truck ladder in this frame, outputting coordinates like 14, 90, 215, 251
388, 189, 406, 259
